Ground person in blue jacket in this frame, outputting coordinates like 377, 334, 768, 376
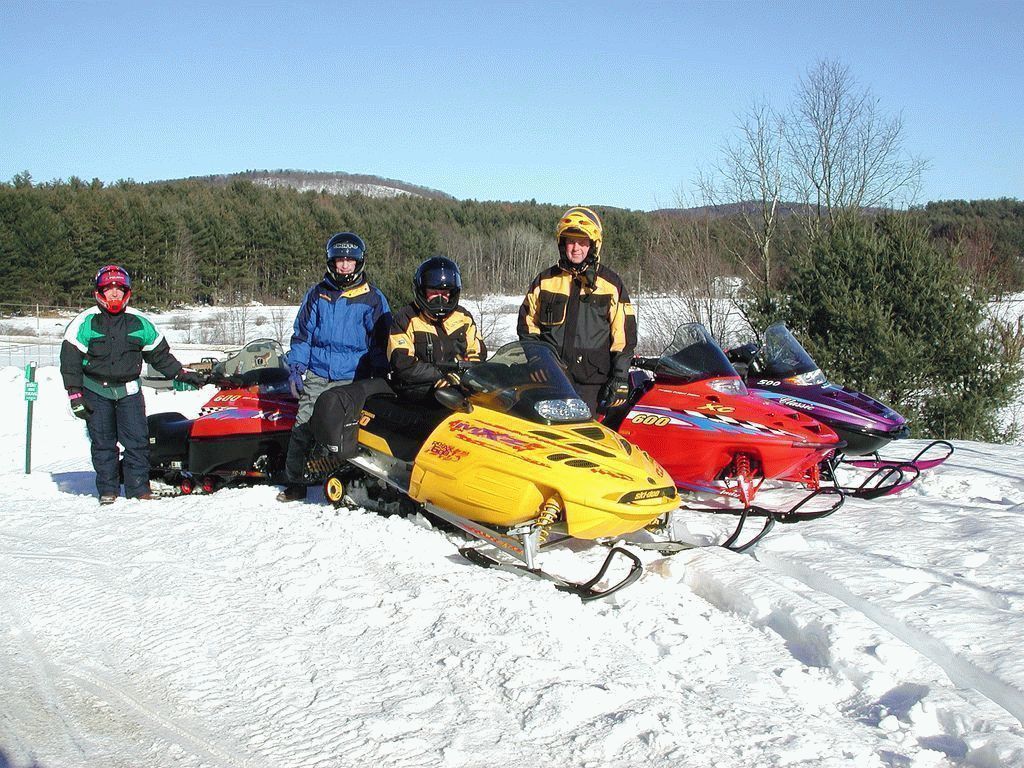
278, 232, 391, 502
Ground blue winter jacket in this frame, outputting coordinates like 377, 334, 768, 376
288, 274, 391, 381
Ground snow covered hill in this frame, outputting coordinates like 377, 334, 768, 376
2, 367, 1024, 767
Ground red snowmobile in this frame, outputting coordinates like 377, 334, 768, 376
603, 323, 845, 550
148, 339, 299, 494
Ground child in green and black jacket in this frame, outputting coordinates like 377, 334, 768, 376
60, 265, 204, 504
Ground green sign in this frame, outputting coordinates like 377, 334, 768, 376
24, 381, 38, 401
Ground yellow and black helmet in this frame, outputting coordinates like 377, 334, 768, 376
557, 206, 602, 254
556, 206, 603, 273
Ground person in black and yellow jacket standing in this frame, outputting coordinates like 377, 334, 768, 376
388, 256, 486, 402
517, 206, 637, 414
60, 265, 205, 504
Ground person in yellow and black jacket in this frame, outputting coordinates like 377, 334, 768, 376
388, 256, 486, 402
517, 206, 637, 414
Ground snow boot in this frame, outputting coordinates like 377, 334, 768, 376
99, 494, 118, 505
276, 484, 307, 503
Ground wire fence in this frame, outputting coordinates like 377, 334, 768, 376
0, 303, 73, 368
0, 341, 61, 368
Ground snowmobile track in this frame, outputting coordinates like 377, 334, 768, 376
755, 547, 1024, 727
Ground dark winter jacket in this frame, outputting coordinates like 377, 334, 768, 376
517, 264, 637, 386
388, 303, 486, 401
60, 306, 183, 396
288, 274, 391, 382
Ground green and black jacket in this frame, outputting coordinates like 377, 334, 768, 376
60, 307, 183, 398
517, 264, 637, 386
387, 303, 486, 400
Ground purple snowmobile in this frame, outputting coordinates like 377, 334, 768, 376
726, 323, 953, 499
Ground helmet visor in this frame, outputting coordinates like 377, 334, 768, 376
95, 265, 131, 290
327, 239, 365, 263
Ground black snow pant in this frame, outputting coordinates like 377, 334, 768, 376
83, 388, 150, 499
284, 374, 352, 484
570, 378, 603, 416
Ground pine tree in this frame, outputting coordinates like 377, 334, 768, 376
782, 213, 1021, 441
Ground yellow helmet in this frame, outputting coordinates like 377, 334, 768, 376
556, 206, 603, 260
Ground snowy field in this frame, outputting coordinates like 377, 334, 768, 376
2, 304, 1024, 766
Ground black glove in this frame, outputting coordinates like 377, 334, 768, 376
68, 388, 92, 420
598, 377, 630, 412
175, 368, 207, 389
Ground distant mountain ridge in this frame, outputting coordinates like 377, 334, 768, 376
652, 201, 813, 219
165, 172, 889, 217
172, 169, 455, 201
651, 201, 894, 219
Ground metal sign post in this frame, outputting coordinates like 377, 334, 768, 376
24, 362, 37, 474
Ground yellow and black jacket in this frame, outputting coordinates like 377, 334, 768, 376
517, 264, 637, 386
388, 303, 486, 400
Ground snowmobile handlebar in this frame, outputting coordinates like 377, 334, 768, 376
725, 342, 758, 365
208, 372, 244, 388
434, 360, 472, 374
631, 356, 660, 371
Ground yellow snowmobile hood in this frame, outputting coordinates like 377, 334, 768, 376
407, 406, 677, 539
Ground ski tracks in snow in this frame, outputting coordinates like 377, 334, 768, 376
681, 450, 1024, 768
674, 546, 1024, 767
0, 476, 904, 767
2, 445, 1024, 767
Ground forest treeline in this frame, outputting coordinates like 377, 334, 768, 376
2, 173, 1022, 310
2, 173, 1023, 441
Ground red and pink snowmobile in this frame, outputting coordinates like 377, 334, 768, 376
603, 323, 845, 550
726, 323, 953, 499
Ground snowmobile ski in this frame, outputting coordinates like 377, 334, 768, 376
458, 544, 643, 602
844, 439, 954, 472
681, 486, 845, 552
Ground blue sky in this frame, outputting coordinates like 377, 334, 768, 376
2, 0, 1021, 211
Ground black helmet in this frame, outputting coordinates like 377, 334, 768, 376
325, 232, 366, 286
414, 256, 462, 319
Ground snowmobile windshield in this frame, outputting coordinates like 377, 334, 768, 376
654, 323, 739, 384
211, 338, 290, 389
458, 340, 591, 424
756, 324, 822, 381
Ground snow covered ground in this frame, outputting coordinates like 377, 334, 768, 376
3, 348, 1024, 765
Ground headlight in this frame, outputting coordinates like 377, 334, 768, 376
785, 369, 827, 386
535, 398, 591, 422
707, 378, 748, 395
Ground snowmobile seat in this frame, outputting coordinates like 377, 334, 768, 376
147, 411, 192, 467
360, 395, 451, 462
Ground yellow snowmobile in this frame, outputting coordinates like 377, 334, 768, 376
315, 340, 679, 601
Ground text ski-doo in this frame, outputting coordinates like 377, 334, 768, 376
313, 340, 680, 600
603, 323, 845, 550
727, 323, 953, 498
